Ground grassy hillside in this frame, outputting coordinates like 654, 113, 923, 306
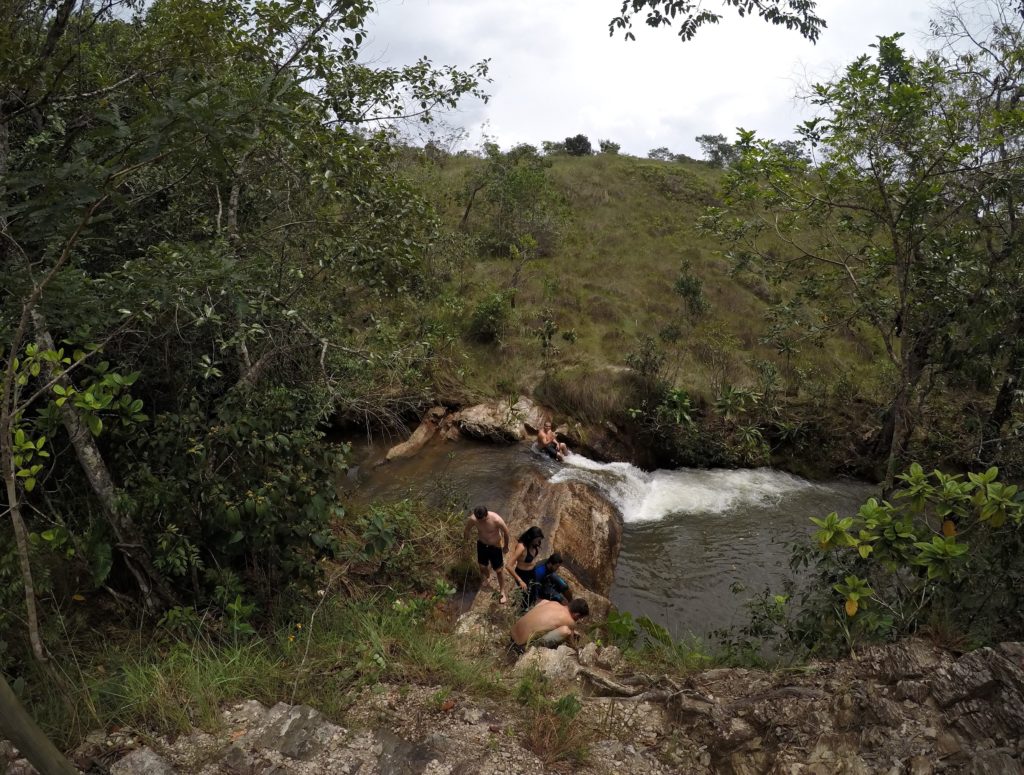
403, 149, 892, 475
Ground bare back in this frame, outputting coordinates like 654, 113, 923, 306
511, 600, 574, 645
467, 510, 508, 548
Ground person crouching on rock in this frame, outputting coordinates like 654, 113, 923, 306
509, 526, 544, 608
509, 598, 589, 656
537, 419, 569, 462
463, 505, 511, 604
531, 552, 573, 606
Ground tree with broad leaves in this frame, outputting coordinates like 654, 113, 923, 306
701, 32, 1024, 488
564, 134, 594, 156
610, 0, 826, 43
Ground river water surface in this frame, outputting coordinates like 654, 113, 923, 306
349, 440, 875, 638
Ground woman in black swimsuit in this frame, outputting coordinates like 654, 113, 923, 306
509, 526, 544, 607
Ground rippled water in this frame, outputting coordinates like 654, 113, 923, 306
348, 439, 876, 638
551, 455, 875, 638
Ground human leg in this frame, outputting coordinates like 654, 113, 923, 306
535, 625, 572, 648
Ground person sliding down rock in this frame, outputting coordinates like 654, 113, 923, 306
537, 419, 569, 461
508, 598, 589, 657
462, 505, 511, 604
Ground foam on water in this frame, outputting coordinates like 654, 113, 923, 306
550, 453, 815, 523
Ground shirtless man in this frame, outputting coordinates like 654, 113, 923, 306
537, 420, 569, 461
463, 505, 512, 604
509, 598, 589, 655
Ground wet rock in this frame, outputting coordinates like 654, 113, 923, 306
384, 408, 445, 462
109, 747, 177, 775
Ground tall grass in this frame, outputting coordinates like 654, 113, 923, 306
24, 598, 502, 749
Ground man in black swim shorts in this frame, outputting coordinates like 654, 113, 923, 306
462, 505, 512, 604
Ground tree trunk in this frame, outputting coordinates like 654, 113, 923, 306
2, 447, 46, 662
983, 350, 1024, 451
879, 336, 930, 492
0, 674, 79, 774
32, 312, 175, 611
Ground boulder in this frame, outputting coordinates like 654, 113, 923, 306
451, 396, 554, 444
513, 644, 581, 683
453, 401, 524, 443
109, 747, 177, 775
253, 703, 342, 761
502, 472, 622, 596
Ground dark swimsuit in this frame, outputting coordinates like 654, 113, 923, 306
476, 540, 503, 569
515, 545, 539, 608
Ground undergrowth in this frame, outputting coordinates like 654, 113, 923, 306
22, 595, 502, 749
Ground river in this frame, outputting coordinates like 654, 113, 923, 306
346, 439, 875, 639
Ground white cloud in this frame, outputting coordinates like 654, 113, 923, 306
364, 0, 937, 157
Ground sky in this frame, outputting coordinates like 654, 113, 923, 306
362, 0, 937, 158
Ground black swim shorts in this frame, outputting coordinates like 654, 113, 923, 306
476, 540, 504, 569
542, 441, 560, 460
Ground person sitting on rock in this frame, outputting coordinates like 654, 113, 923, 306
537, 419, 569, 461
463, 505, 511, 604
509, 598, 589, 656
531, 552, 573, 606
509, 526, 544, 608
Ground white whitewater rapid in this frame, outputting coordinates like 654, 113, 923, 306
550, 453, 820, 524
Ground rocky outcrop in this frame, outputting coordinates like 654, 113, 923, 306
505, 471, 622, 596
456, 470, 622, 647
20, 638, 1018, 775
451, 396, 549, 444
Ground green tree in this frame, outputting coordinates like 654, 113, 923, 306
0, 0, 486, 667
564, 134, 593, 156
598, 139, 621, 154
702, 33, 1023, 487
695, 133, 738, 167
460, 142, 564, 255
610, 0, 826, 43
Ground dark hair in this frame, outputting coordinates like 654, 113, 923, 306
473, 506, 487, 519
545, 552, 563, 566
517, 526, 544, 546
568, 598, 589, 618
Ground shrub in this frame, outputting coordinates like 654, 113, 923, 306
564, 134, 593, 156
598, 139, 620, 154
466, 292, 510, 344
725, 465, 1024, 659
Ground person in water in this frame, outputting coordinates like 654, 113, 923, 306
509, 598, 589, 655
537, 419, 569, 461
462, 505, 512, 604
508, 526, 544, 606
531, 552, 573, 606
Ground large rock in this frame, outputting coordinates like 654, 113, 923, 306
452, 396, 553, 444
508, 472, 623, 596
